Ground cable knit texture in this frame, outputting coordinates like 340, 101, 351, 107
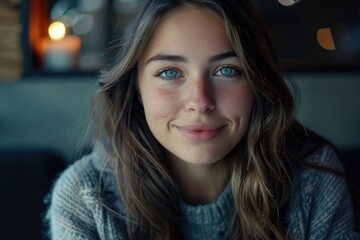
45, 146, 360, 239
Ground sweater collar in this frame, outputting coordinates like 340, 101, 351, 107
179, 182, 233, 225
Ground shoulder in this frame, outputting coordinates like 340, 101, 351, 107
302, 145, 343, 170
283, 145, 359, 239
290, 145, 344, 186
291, 145, 347, 195
50, 149, 122, 210
48, 152, 104, 226
52, 152, 101, 199
290, 145, 346, 202
45, 152, 102, 239
46, 151, 127, 239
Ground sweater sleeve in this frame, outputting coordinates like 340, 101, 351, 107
45, 156, 101, 240
297, 146, 360, 240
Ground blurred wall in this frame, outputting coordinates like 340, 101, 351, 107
0, 77, 97, 162
293, 72, 360, 149
0, 73, 359, 163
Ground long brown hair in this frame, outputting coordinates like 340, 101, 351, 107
92, 0, 311, 239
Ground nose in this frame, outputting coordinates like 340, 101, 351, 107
185, 76, 215, 113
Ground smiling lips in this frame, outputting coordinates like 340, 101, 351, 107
176, 124, 225, 142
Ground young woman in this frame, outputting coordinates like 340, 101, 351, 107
47, 0, 359, 239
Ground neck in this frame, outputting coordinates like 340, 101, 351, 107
168, 157, 229, 205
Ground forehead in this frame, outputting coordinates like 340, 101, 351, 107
140, 5, 232, 61
159, 5, 224, 33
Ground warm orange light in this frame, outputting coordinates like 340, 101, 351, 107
317, 28, 336, 50
48, 21, 66, 40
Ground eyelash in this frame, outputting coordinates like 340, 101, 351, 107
213, 65, 243, 78
154, 67, 182, 80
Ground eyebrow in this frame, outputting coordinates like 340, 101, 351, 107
209, 51, 237, 62
145, 54, 188, 65
145, 51, 238, 65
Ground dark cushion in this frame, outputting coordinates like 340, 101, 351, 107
0, 148, 67, 240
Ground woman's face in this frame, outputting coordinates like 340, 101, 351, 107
138, 5, 253, 166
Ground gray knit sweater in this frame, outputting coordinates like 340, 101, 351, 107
46, 146, 360, 239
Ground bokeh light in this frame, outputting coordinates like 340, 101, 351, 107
317, 28, 336, 50
48, 21, 66, 40
277, 0, 297, 6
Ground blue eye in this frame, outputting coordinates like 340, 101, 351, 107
157, 69, 181, 79
215, 66, 241, 78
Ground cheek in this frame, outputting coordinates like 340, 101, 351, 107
221, 84, 254, 115
141, 88, 176, 121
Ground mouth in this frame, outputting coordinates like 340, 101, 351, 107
176, 124, 225, 142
